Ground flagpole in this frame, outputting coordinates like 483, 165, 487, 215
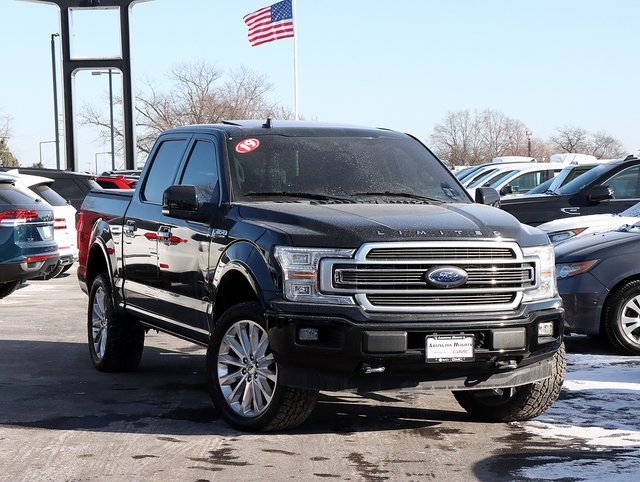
292, 0, 299, 120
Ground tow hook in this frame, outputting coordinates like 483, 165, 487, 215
362, 363, 385, 374
495, 359, 518, 370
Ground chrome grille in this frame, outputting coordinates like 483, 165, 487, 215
319, 241, 535, 313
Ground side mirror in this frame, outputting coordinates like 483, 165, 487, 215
588, 185, 613, 203
162, 185, 204, 220
500, 185, 513, 196
475, 187, 501, 207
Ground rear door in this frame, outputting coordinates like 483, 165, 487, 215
122, 135, 190, 315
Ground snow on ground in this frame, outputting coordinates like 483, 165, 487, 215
517, 349, 640, 481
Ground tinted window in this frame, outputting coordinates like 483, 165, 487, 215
605, 165, 640, 199
30, 184, 68, 206
142, 139, 188, 203
557, 163, 615, 195
180, 140, 220, 205
0, 183, 38, 205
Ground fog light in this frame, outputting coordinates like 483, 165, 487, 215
299, 327, 319, 341
538, 321, 554, 337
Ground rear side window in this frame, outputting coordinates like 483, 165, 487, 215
143, 139, 188, 203
30, 184, 68, 207
0, 183, 38, 204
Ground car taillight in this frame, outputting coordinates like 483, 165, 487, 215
54, 217, 67, 230
0, 209, 39, 225
76, 211, 83, 231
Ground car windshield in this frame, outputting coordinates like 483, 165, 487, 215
227, 134, 469, 203
556, 163, 612, 195
620, 201, 640, 217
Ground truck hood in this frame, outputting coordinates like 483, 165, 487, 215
232, 201, 548, 247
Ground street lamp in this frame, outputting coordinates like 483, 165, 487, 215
526, 130, 533, 158
51, 33, 61, 170
39, 140, 56, 167
94, 151, 111, 175
92, 70, 121, 171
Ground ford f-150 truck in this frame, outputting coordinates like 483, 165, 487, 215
77, 120, 565, 432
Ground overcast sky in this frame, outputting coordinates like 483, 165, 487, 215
1, 0, 639, 172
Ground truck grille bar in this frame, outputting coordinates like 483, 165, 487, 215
319, 241, 536, 313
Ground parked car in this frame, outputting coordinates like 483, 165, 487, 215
2, 170, 78, 278
520, 163, 602, 197
96, 173, 139, 189
0, 174, 59, 299
461, 161, 538, 188
539, 201, 640, 244
77, 120, 565, 432
466, 163, 562, 199
555, 225, 640, 355
0, 168, 101, 209
500, 155, 640, 226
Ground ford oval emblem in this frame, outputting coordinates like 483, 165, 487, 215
425, 266, 468, 288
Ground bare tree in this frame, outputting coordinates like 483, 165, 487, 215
430, 109, 534, 165
0, 112, 19, 167
80, 61, 293, 157
549, 126, 590, 154
587, 131, 627, 159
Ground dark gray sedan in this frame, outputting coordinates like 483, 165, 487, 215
555, 226, 640, 355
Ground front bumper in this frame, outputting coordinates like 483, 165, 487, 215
266, 298, 564, 392
558, 272, 608, 336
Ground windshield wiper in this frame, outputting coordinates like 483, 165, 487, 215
350, 191, 443, 203
244, 191, 353, 201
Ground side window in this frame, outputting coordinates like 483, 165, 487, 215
179, 140, 220, 206
605, 166, 640, 199
142, 139, 188, 203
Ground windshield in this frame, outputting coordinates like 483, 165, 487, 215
556, 163, 612, 195
621, 201, 640, 217
227, 134, 468, 203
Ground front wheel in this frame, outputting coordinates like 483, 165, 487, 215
453, 343, 566, 422
206, 302, 318, 432
602, 280, 640, 355
88, 273, 145, 372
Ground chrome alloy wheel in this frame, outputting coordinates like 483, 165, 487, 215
217, 320, 277, 418
91, 285, 108, 361
620, 295, 640, 345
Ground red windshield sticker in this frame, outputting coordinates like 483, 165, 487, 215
235, 138, 260, 154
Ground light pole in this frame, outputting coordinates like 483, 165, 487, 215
92, 70, 121, 171
39, 140, 56, 167
526, 130, 533, 158
94, 151, 111, 175
51, 33, 61, 170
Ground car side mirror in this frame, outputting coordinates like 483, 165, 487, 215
588, 185, 613, 203
500, 185, 513, 195
162, 185, 206, 221
475, 187, 501, 207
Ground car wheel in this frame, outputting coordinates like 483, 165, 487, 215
453, 342, 566, 422
0, 281, 19, 299
603, 280, 640, 355
88, 273, 145, 372
206, 301, 318, 432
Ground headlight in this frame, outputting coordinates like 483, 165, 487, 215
522, 245, 557, 302
547, 227, 587, 244
555, 260, 598, 279
274, 246, 355, 304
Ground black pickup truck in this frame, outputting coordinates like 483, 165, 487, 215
500, 156, 640, 226
77, 120, 565, 431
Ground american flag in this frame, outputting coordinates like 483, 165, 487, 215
243, 0, 294, 47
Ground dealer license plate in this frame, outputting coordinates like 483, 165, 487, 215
425, 335, 475, 363
39, 226, 53, 240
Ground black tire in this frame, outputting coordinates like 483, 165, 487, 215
602, 280, 640, 355
0, 281, 19, 299
88, 273, 145, 372
206, 301, 318, 432
453, 343, 566, 422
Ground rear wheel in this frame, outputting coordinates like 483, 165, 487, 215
0, 281, 19, 299
206, 302, 318, 432
603, 280, 640, 355
453, 343, 566, 422
88, 273, 145, 372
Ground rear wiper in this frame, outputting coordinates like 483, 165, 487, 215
350, 191, 443, 202
244, 191, 353, 201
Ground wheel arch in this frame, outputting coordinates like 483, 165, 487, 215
600, 274, 640, 333
85, 218, 118, 297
